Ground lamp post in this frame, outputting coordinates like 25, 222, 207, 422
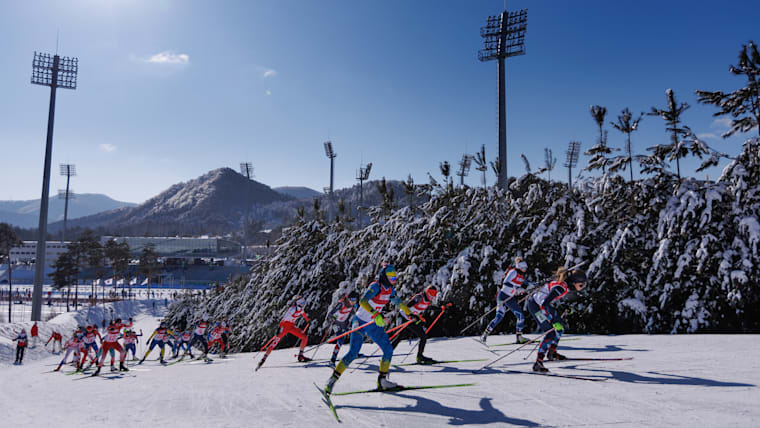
323, 141, 336, 195
565, 141, 581, 188
479, 9, 528, 189
30, 51, 78, 322
239, 162, 253, 263
59, 163, 76, 243
356, 162, 372, 224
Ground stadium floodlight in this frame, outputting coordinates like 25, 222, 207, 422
323, 141, 337, 194
565, 141, 581, 188
59, 163, 76, 243
457, 154, 473, 187
239, 162, 253, 261
356, 162, 373, 223
478, 9, 528, 190
30, 51, 78, 322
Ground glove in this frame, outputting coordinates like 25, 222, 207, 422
372, 311, 385, 327
552, 322, 564, 332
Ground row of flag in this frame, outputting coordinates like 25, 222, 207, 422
92, 278, 149, 286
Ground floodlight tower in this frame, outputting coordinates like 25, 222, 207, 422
323, 141, 337, 195
356, 162, 372, 222
30, 51, 78, 322
240, 162, 253, 262
59, 164, 76, 243
565, 141, 581, 188
456, 154, 473, 187
479, 8, 528, 190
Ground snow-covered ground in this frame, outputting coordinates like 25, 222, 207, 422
1, 302, 758, 427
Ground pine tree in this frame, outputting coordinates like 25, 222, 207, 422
610, 108, 644, 182
697, 41, 760, 137
585, 105, 614, 174
0, 223, 22, 322
544, 148, 556, 181
647, 89, 692, 179
474, 145, 488, 188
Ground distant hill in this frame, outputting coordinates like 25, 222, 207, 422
0, 194, 136, 228
52, 168, 293, 236
273, 186, 322, 200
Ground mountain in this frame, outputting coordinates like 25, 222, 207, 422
0, 194, 136, 228
273, 186, 321, 200
52, 168, 293, 236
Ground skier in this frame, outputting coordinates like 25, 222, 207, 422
481, 257, 531, 345
123, 329, 142, 361
30, 322, 39, 348
46, 330, 63, 353
328, 291, 358, 367
207, 323, 228, 358
220, 319, 231, 352
323, 264, 412, 395
526, 267, 587, 372
186, 314, 211, 360
79, 325, 102, 368
391, 285, 439, 364
55, 331, 83, 371
93, 319, 129, 375
172, 329, 193, 359
13, 329, 28, 364
139, 321, 175, 364
256, 296, 312, 370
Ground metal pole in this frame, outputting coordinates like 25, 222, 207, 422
62, 171, 70, 243
330, 157, 334, 194
31, 55, 59, 322
497, 56, 507, 189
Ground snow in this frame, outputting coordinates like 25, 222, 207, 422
2, 302, 759, 427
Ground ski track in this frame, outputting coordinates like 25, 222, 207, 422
2, 304, 759, 427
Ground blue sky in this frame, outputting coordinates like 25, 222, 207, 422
0, 0, 758, 203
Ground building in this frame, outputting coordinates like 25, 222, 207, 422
100, 236, 241, 263
9, 241, 70, 266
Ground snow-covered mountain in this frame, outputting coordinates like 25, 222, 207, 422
0, 194, 136, 228
52, 168, 293, 236
273, 186, 321, 199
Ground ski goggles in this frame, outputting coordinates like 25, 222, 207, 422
386, 271, 398, 282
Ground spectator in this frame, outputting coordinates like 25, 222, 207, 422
31, 322, 39, 348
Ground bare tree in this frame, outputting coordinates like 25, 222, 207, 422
474, 145, 488, 187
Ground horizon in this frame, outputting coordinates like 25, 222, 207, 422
1, 0, 758, 204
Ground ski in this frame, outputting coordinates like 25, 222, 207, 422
314, 382, 340, 422
545, 357, 633, 362
333, 382, 476, 396
393, 358, 488, 367
503, 369, 605, 382
489, 337, 581, 347
471, 338, 500, 355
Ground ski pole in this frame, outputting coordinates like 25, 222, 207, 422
459, 307, 496, 335
327, 319, 374, 343
473, 328, 555, 373
386, 319, 415, 336
307, 318, 336, 359
426, 303, 452, 334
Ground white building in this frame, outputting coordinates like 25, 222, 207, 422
9, 241, 70, 266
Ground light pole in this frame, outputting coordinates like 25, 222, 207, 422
239, 162, 253, 263
479, 9, 528, 189
59, 163, 76, 243
323, 141, 336, 195
356, 162, 372, 224
565, 141, 581, 188
30, 51, 78, 322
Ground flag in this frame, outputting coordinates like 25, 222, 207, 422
141, 278, 149, 285
129, 278, 138, 285
93, 279, 101, 286
105, 278, 114, 285
116, 279, 125, 286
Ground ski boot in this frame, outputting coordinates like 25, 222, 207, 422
533, 353, 549, 372
416, 355, 437, 365
54, 365, 61, 372
546, 345, 566, 361
324, 372, 340, 396
515, 333, 530, 344
328, 358, 337, 368
297, 352, 312, 363
479, 330, 489, 345
110, 364, 118, 372
377, 373, 400, 391
120, 361, 129, 371
92, 366, 102, 376
160, 358, 167, 364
